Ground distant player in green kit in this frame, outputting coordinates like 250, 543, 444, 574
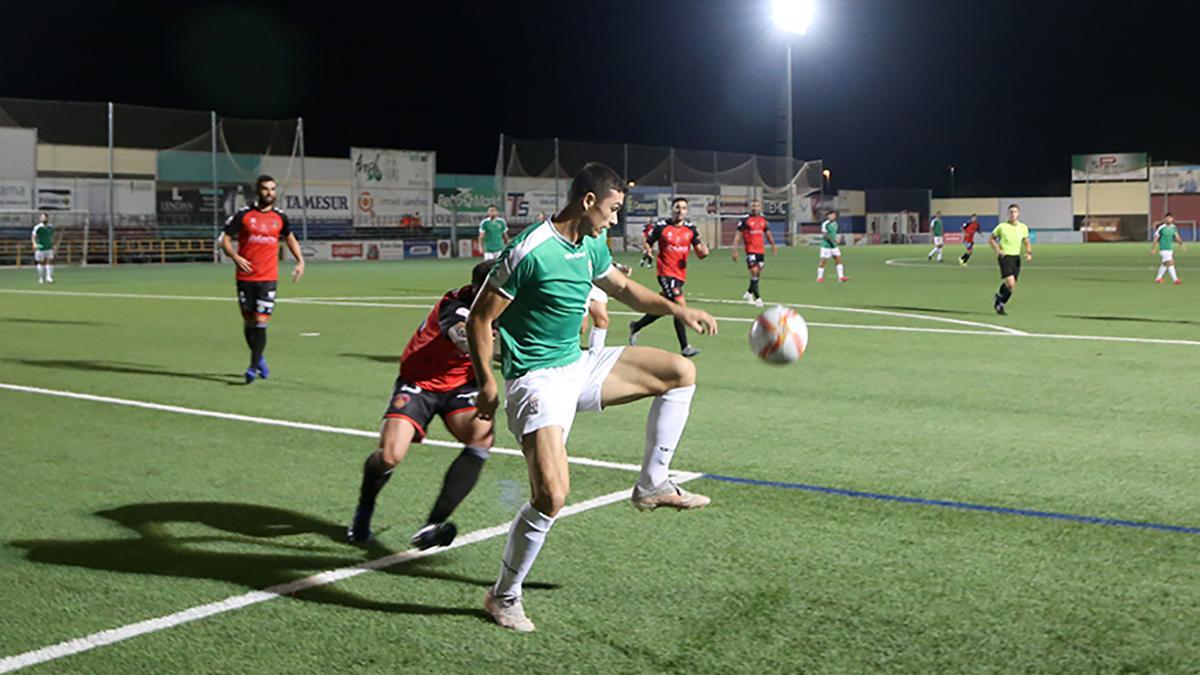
989, 204, 1032, 315
1152, 213, 1185, 284
478, 206, 509, 261
927, 211, 944, 262
30, 212, 57, 284
816, 210, 848, 282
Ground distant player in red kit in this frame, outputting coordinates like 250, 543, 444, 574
639, 217, 657, 268
730, 199, 777, 307
959, 213, 981, 266
221, 175, 306, 383
628, 197, 710, 357
348, 261, 497, 550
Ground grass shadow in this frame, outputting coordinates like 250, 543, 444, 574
1, 317, 110, 326
3, 358, 242, 385
861, 304, 976, 316
1058, 314, 1198, 326
9, 501, 536, 619
339, 353, 400, 364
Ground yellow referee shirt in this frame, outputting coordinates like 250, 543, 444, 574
992, 221, 1029, 256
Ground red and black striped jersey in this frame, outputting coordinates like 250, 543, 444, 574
737, 215, 769, 254
399, 285, 477, 391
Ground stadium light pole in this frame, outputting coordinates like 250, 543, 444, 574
774, 0, 814, 238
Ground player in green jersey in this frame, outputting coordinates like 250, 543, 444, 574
1153, 212, 1185, 284
989, 204, 1033, 314
477, 206, 509, 261
816, 210, 848, 282
30, 213, 57, 284
467, 162, 718, 632
927, 211, 945, 262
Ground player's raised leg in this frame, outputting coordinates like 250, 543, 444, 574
600, 346, 709, 510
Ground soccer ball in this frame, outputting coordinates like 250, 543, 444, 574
748, 305, 808, 365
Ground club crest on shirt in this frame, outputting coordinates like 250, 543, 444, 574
527, 396, 540, 415
391, 393, 411, 409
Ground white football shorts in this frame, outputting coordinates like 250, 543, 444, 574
504, 346, 624, 443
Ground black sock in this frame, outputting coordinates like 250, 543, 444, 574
631, 313, 661, 332
673, 317, 689, 349
242, 324, 254, 350
997, 284, 1012, 303
961, 251, 972, 263
249, 326, 267, 366
357, 452, 394, 512
427, 446, 489, 524
750, 278, 760, 298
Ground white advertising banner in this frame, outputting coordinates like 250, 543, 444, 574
1071, 153, 1148, 182
351, 147, 434, 225
278, 186, 353, 219
1150, 166, 1200, 194
298, 240, 408, 262
0, 179, 33, 209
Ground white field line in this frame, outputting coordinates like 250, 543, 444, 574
0, 383, 648, 475
690, 296, 1026, 335
0, 474, 701, 674
4, 288, 1199, 347
884, 257, 1156, 271
0, 380, 704, 672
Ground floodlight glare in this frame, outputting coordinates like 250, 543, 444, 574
773, 0, 815, 35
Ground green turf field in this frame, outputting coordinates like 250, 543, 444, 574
1, 243, 1197, 673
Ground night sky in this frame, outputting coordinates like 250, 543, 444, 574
4, 0, 1197, 195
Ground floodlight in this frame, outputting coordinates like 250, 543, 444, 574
773, 0, 815, 35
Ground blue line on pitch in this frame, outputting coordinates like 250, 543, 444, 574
701, 474, 1200, 536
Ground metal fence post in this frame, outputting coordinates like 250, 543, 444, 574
298, 117, 309, 242
211, 111, 219, 262
107, 102, 115, 266
553, 137, 560, 213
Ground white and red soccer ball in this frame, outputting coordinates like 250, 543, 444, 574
749, 305, 808, 365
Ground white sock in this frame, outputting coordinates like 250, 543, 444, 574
816, 267, 825, 280
494, 502, 556, 600
1157, 266, 1166, 280
1169, 266, 1178, 281
588, 326, 607, 351
637, 384, 696, 490
46, 264, 54, 281
928, 247, 937, 258
36, 263, 44, 282
936, 249, 943, 261
836, 263, 845, 278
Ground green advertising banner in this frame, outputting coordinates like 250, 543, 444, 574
434, 174, 501, 214
1071, 153, 1148, 182
157, 150, 261, 183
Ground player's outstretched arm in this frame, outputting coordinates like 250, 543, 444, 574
597, 270, 718, 336
285, 233, 306, 281
467, 285, 511, 420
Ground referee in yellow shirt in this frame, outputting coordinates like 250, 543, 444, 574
989, 203, 1033, 315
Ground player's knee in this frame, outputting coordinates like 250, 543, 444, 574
660, 353, 696, 391
594, 314, 609, 329
470, 429, 494, 450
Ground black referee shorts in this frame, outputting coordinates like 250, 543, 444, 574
998, 255, 1021, 280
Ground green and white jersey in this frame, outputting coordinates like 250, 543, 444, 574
931, 217, 943, 236
1156, 223, 1178, 251
32, 223, 54, 250
488, 220, 614, 379
992, 221, 1029, 256
821, 219, 839, 248
479, 217, 508, 253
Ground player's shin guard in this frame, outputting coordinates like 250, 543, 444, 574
427, 446, 489, 524
494, 503, 555, 600
357, 451, 394, 511
997, 283, 1013, 304
638, 384, 696, 490
672, 318, 689, 350
250, 325, 267, 366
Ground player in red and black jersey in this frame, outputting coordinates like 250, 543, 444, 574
730, 199, 778, 307
349, 260, 497, 550
628, 197, 710, 357
960, 213, 981, 266
639, 217, 657, 268
220, 175, 306, 383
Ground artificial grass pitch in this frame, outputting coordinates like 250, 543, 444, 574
0, 244, 1196, 672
